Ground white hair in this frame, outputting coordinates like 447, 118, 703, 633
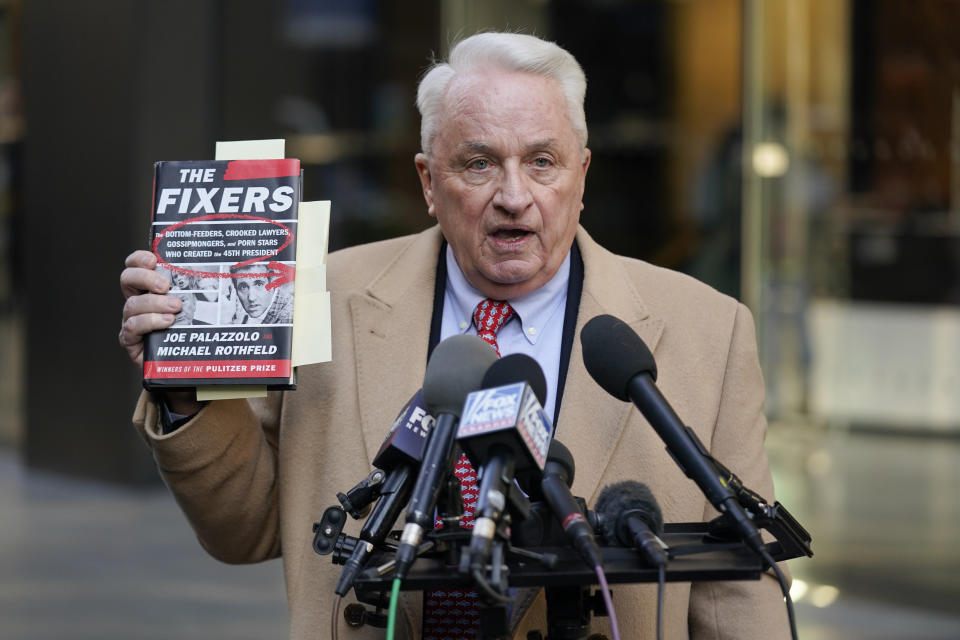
416, 32, 588, 156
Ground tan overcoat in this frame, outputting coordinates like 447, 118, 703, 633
134, 225, 790, 639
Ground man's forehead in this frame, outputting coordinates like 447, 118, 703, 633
457, 138, 562, 156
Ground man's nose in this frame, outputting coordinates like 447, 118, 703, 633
492, 163, 534, 215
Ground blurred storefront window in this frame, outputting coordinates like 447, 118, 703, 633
744, 0, 960, 431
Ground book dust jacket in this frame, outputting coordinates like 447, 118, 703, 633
143, 159, 301, 390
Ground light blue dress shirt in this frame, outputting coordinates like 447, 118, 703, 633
440, 245, 570, 421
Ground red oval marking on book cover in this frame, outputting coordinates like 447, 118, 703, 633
152, 213, 295, 289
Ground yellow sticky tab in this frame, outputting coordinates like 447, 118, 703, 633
291, 201, 332, 367
196, 385, 269, 401
214, 139, 285, 160
296, 201, 331, 269
293, 291, 332, 367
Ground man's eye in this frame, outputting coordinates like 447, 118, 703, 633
469, 158, 490, 170
533, 156, 552, 168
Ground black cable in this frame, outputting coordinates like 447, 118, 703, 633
471, 568, 513, 605
760, 548, 798, 640
656, 563, 665, 640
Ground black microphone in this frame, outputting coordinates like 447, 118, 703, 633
334, 390, 435, 596
394, 334, 498, 580
336, 389, 435, 518
457, 354, 552, 568
595, 480, 668, 568
580, 314, 765, 556
536, 439, 603, 568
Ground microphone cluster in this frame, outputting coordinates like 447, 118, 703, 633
321, 315, 810, 639
332, 330, 677, 587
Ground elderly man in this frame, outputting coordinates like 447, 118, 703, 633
120, 33, 788, 639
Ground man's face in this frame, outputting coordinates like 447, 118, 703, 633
415, 70, 590, 299
233, 267, 272, 317
170, 270, 191, 290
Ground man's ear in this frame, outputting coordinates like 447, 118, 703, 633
414, 153, 436, 217
578, 147, 592, 212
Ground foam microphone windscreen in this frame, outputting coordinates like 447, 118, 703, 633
423, 334, 499, 416
580, 314, 658, 401
481, 353, 548, 406
595, 479, 665, 543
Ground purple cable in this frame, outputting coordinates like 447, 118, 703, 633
594, 565, 622, 640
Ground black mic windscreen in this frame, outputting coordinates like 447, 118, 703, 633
595, 480, 664, 542
545, 438, 576, 485
481, 353, 548, 406
423, 334, 498, 416
580, 314, 658, 401
519, 437, 575, 499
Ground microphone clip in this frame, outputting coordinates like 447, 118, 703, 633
336, 469, 387, 519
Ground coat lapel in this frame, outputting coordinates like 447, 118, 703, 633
347, 227, 439, 640
557, 227, 665, 502
350, 227, 444, 468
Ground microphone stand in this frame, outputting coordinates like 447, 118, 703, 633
538, 585, 606, 640
678, 425, 813, 562
476, 540, 511, 640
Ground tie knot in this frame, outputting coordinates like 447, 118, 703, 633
472, 299, 515, 357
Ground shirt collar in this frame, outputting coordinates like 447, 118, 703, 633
444, 245, 571, 345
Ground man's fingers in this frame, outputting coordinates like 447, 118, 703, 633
123, 292, 181, 323
121, 250, 166, 299
119, 310, 173, 367
121, 266, 170, 300
119, 311, 175, 347
120, 250, 173, 366
120, 294, 180, 366
125, 249, 157, 269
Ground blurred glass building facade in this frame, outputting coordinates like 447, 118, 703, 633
1, 1, 958, 637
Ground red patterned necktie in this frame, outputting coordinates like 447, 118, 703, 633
472, 299, 516, 358
422, 300, 515, 640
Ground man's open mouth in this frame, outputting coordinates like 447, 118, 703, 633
491, 228, 532, 243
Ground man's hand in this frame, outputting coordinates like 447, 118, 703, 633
119, 250, 180, 365
119, 250, 201, 415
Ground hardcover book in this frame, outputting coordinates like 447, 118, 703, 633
143, 158, 301, 390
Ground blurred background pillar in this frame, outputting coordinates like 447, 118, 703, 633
20, 1, 218, 483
